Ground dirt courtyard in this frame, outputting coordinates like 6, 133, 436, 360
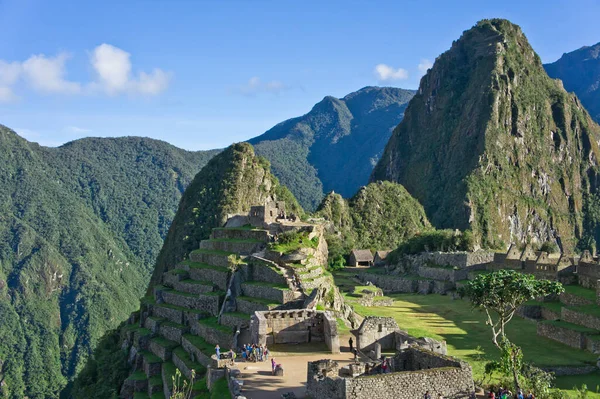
236, 349, 354, 399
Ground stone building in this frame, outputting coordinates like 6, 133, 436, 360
373, 250, 391, 266
577, 250, 600, 289
352, 316, 447, 356
248, 198, 286, 227
306, 347, 474, 399
250, 309, 340, 353
349, 250, 374, 267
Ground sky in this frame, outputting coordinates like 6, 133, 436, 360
0, 0, 599, 150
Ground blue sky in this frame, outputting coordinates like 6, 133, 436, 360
0, 0, 599, 150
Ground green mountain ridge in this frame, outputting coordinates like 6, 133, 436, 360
317, 181, 431, 260
545, 42, 600, 124
250, 86, 415, 210
372, 19, 600, 252
0, 126, 217, 398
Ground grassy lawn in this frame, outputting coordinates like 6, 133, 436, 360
564, 285, 597, 301
340, 287, 600, 396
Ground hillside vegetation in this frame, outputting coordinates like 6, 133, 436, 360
0, 126, 217, 398
372, 19, 600, 252
317, 181, 431, 261
250, 86, 415, 210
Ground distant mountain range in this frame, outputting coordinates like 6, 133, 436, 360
545, 42, 600, 124
250, 86, 415, 210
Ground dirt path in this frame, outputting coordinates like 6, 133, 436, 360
237, 351, 354, 399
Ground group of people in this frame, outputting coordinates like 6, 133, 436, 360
214, 345, 237, 363
488, 388, 534, 399
240, 343, 269, 363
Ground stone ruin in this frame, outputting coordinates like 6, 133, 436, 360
250, 309, 340, 353
490, 244, 575, 282
306, 346, 474, 399
352, 316, 447, 358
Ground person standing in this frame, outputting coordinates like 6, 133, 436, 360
271, 358, 276, 375
264, 345, 269, 361
348, 337, 354, 352
424, 391, 431, 399
215, 344, 220, 359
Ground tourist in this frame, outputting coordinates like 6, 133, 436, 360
364, 363, 370, 375
258, 345, 263, 361
517, 390, 524, 399
229, 348, 236, 364
215, 344, 220, 359
264, 345, 269, 361
348, 337, 354, 352
353, 348, 358, 362
526, 391, 535, 399
424, 391, 432, 399
271, 358, 277, 374
487, 390, 495, 399
381, 359, 388, 374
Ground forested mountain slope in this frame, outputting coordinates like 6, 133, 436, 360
372, 19, 600, 252
0, 126, 217, 398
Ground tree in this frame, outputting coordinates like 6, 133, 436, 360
459, 269, 564, 393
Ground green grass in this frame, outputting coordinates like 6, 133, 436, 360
344, 292, 598, 393
269, 231, 318, 254
564, 285, 597, 301
207, 238, 263, 243
243, 281, 289, 290
222, 311, 251, 320
190, 248, 236, 256
570, 304, 600, 318
151, 336, 179, 349
213, 225, 262, 231
336, 318, 351, 336
181, 260, 229, 272
167, 289, 224, 298
173, 347, 206, 374
133, 393, 150, 399
237, 295, 279, 307
167, 268, 188, 275
197, 317, 232, 333
192, 376, 230, 399
180, 279, 213, 287
183, 334, 214, 357
140, 350, 162, 364
152, 302, 211, 317
126, 370, 147, 381
151, 393, 165, 399
148, 375, 163, 387
135, 328, 152, 337
553, 371, 600, 395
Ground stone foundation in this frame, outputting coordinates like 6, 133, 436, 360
562, 307, 600, 330
560, 292, 594, 306
241, 283, 294, 304
537, 322, 587, 349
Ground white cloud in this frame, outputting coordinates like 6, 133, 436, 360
0, 44, 170, 101
374, 64, 409, 81
22, 53, 81, 94
235, 76, 288, 96
418, 59, 433, 74
90, 43, 170, 95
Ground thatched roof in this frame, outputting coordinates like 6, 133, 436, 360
351, 249, 373, 262
374, 250, 391, 261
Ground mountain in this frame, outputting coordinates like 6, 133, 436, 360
249, 86, 415, 210
317, 181, 431, 261
149, 142, 302, 287
0, 126, 217, 399
544, 42, 600, 124
71, 142, 303, 398
371, 19, 600, 252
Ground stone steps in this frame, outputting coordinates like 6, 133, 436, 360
241, 281, 297, 304
147, 375, 163, 397
139, 350, 163, 379
181, 334, 213, 367
190, 317, 235, 348
172, 279, 215, 295
172, 346, 206, 380
211, 227, 269, 241
183, 261, 230, 290
162, 268, 189, 287
199, 238, 264, 255
159, 321, 189, 344
220, 312, 252, 329
161, 289, 224, 316
149, 337, 179, 361
189, 249, 236, 267
236, 295, 280, 314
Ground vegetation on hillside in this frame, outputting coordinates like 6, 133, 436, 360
250, 86, 415, 210
0, 125, 216, 398
150, 142, 303, 287
317, 181, 431, 264
372, 19, 600, 252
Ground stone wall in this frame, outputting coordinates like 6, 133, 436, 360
211, 227, 269, 241
200, 239, 264, 255
189, 251, 231, 268
251, 310, 339, 352
355, 317, 400, 352
173, 280, 214, 295
359, 273, 418, 293
241, 283, 294, 304
399, 251, 493, 271
162, 291, 222, 316
562, 307, 600, 330
187, 267, 229, 290
190, 320, 234, 349
181, 336, 212, 367
537, 322, 586, 349
559, 292, 594, 306
578, 275, 599, 290
244, 259, 288, 285
306, 348, 474, 399
417, 265, 466, 282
